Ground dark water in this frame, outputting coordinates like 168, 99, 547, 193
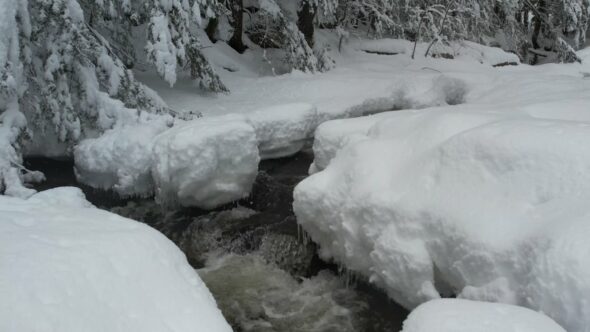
25, 153, 408, 332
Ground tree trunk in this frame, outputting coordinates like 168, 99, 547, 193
297, 0, 316, 48
205, 17, 219, 43
228, 0, 247, 53
531, 0, 545, 49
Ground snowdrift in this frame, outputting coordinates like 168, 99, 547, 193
294, 109, 590, 331
0, 187, 231, 332
401, 299, 565, 332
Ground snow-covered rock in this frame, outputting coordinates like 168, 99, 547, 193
152, 114, 260, 209
245, 103, 318, 159
0, 187, 231, 332
310, 112, 395, 173
401, 299, 565, 332
74, 119, 170, 197
294, 109, 590, 331
74, 102, 317, 202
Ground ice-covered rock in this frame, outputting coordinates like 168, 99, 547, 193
294, 109, 590, 331
152, 114, 260, 209
0, 187, 231, 332
74, 119, 170, 197
401, 299, 565, 332
245, 103, 318, 159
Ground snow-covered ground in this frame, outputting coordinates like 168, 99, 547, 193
401, 299, 565, 332
0, 187, 231, 332
135, 34, 525, 120
75, 32, 563, 208
293, 47, 590, 331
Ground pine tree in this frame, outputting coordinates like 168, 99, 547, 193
246, 0, 320, 72
1, 0, 175, 196
0, 0, 35, 197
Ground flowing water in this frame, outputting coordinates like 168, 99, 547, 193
25, 153, 408, 332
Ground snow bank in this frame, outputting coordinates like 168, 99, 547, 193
74, 102, 316, 205
0, 187, 231, 332
74, 119, 170, 197
401, 299, 565, 332
310, 112, 393, 172
354, 39, 519, 66
294, 110, 590, 331
245, 103, 318, 159
152, 115, 260, 209
455, 41, 520, 66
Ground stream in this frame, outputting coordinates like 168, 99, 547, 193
25, 152, 408, 332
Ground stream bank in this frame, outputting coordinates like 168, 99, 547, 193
25, 152, 408, 331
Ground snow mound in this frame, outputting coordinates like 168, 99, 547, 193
402, 299, 565, 332
245, 103, 318, 159
356, 39, 413, 55
294, 110, 590, 331
152, 115, 260, 209
74, 120, 170, 197
353, 38, 519, 66
310, 112, 392, 173
0, 187, 231, 332
455, 41, 520, 66
74, 102, 318, 204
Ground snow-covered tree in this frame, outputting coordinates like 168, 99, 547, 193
241, 0, 320, 72
524, 0, 586, 62
0, 0, 36, 197
146, 0, 228, 91
0, 0, 176, 197
81, 0, 228, 92
553, 0, 590, 48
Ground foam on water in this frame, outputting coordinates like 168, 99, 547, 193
198, 253, 367, 332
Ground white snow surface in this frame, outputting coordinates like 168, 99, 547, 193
353, 39, 520, 66
76, 33, 525, 201
245, 103, 318, 159
0, 187, 231, 332
75, 32, 590, 213
73, 103, 317, 203
152, 114, 260, 209
74, 119, 171, 197
294, 55, 590, 331
401, 299, 565, 332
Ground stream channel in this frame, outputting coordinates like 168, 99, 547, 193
25, 151, 408, 332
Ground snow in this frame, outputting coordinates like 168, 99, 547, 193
401, 299, 565, 332
73, 103, 318, 206
0, 187, 231, 332
294, 81, 590, 331
310, 112, 394, 173
74, 119, 170, 197
245, 103, 318, 159
352, 39, 520, 66
136, 33, 503, 120
152, 114, 260, 209
0, 0, 32, 198
74, 34, 590, 212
